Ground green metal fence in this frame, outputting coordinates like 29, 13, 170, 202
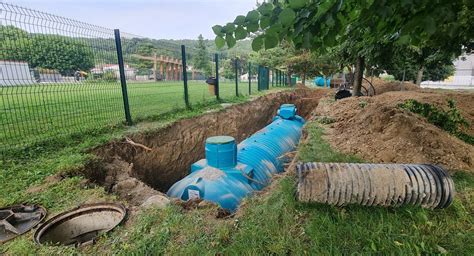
0, 2, 293, 155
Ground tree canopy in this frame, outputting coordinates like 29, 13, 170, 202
192, 34, 212, 76
213, 0, 473, 94
1, 26, 94, 75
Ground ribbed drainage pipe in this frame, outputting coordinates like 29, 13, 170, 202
296, 163, 455, 209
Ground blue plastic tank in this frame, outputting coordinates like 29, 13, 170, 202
314, 76, 331, 87
167, 104, 305, 211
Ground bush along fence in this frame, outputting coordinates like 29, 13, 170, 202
0, 2, 293, 154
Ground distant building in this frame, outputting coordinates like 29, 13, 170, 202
0, 61, 36, 86
421, 54, 474, 89
240, 73, 257, 82
92, 64, 136, 80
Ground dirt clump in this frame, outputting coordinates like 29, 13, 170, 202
86, 157, 166, 206
369, 77, 420, 95
315, 90, 474, 172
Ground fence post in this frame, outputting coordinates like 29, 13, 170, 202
257, 65, 261, 92
235, 58, 239, 97
272, 70, 275, 87
401, 68, 406, 91
286, 69, 293, 87
275, 70, 278, 86
181, 45, 190, 108
280, 70, 283, 86
214, 53, 220, 100
114, 29, 132, 125
279, 70, 282, 86
248, 62, 251, 95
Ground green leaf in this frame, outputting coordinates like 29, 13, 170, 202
215, 36, 225, 49
267, 23, 283, 35
212, 25, 224, 36
316, 1, 334, 19
397, 34, 411, 44
246, 22, 259, 33
235, 26, 247, 40
289, 0, 306, 9
324, 32, 336, 47
246, 10, 260, 22
234, 15, 246, 25
226, 34, 236, 48
326, 15, 335, 27
302, 32, 312, 48
258, 2, 273, 16
252, 35, 264, 51
424, 17, 436, 35
260, 16, 271, 29
279, 8, 296, 26
264, 33, 279, 49
224, 23, 236, 33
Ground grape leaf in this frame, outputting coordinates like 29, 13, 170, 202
279, 8, 296, 26
215, 36, 225, 49
289, 0, 306, 9
264, 32, 279, 49
234, 15, 246, 25
235, 26, 247, 40
252, 35, 264, 51
212, 25, 224, 36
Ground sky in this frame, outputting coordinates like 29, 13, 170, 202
7, 0, 257, 40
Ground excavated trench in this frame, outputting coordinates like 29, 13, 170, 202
83, 88, 326, 206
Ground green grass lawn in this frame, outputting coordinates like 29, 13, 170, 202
0, 80, 261, 154
1, 120, 471, 255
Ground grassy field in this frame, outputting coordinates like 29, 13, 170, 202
0, 80, 260, 153
1, 120, 472, 255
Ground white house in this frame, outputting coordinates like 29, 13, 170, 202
0, 61, 36, 86
93, 64, 136, 80
421, 54, 474, 89
240, 73, 258, 82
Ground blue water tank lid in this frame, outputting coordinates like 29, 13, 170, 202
205, 136, 237, 168
206, 136, 235, 145
278, 104, 297, 119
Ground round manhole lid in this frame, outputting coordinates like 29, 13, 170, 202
34, 203, 126, 246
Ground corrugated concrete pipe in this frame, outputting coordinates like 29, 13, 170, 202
296, 163, 455, 209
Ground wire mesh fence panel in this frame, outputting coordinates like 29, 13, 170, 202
0, 2, 301, 154
187, 80, 216, 104
0, 2, 125, 152
218, 80, 237, 100
120, 33, 187, 120
183, 49, 219, 104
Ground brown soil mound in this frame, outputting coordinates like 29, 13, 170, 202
369, 77, 420, 95
316, 90, 474, 172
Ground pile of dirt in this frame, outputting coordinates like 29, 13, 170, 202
85, 87, 328, 205
315, 90, 474, 172
369, 77, 420, 95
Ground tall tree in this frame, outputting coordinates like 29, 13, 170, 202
213, 0, 473, 96
1, 26, 94, 75
193, 34, 212, 76
29, 36, 94, 75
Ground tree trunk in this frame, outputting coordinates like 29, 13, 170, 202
302, 72, 306, 85
353, 56, 365, 96
416, 65, 424, 85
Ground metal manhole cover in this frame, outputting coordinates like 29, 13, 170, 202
0, 204, 47, 243
34, 203, 126, 246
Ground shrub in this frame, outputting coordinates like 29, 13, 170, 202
399, 99, 473, 145
103, 70, 117, 82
